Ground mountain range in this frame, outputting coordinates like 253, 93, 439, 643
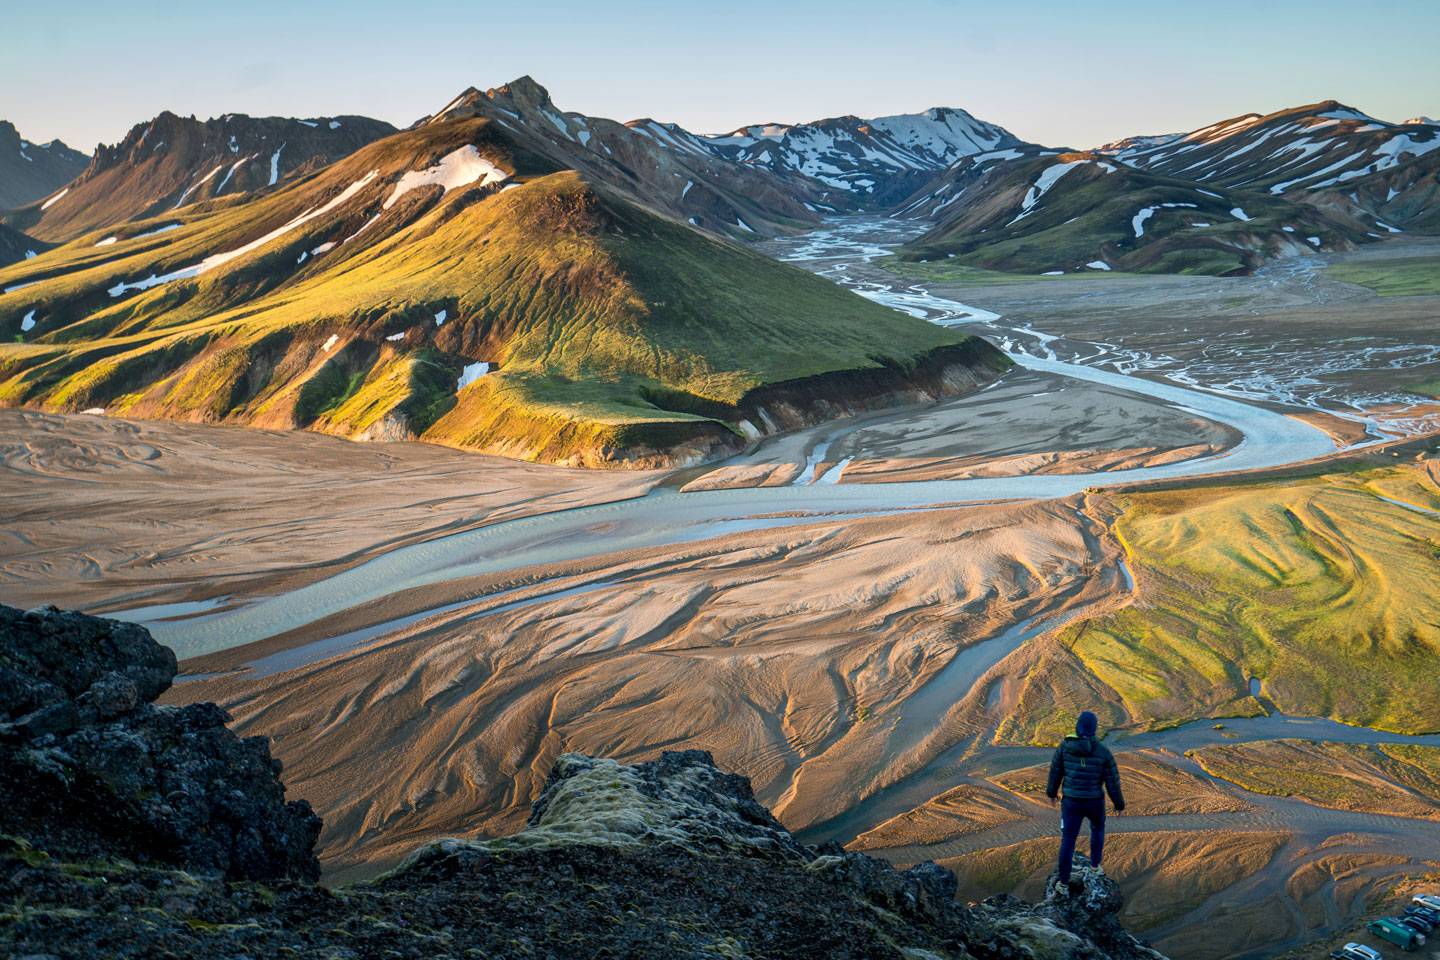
1, 80, 1435, 462
0, 80, 1006, 466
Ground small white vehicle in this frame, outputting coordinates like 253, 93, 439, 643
1335, 943, 1384, 960
1414, 894, 1440, 913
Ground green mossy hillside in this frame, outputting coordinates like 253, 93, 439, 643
1328, 254, 1440, 296
999, 464, 1440, 745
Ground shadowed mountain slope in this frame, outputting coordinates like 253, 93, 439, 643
896, 151, 1365, 275
5, 111, 397, 242
0, 222, 49, 268
0, 120, 88, 209
1111, 101, 1440, 234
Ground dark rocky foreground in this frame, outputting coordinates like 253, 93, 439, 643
1, 604, 1164, 959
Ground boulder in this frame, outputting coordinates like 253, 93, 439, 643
0, 603, 321, 881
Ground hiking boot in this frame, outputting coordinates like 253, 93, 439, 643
1053, 880, 1069, 898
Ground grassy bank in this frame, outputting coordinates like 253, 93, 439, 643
999, 463, 1440, 745
1328, 255, 1440, 296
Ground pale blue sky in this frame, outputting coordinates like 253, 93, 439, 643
6, 0, 1437, 153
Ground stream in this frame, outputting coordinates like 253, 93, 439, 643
146, 220, 1342, 658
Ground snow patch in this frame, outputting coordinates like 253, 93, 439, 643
269, 143, 286, 185
96, 236, 117, 246
81, 408, 105, 415
384, 146, 508, 209
217, 156, 252, 193
1307, 236, 1322, 245
321, 334, 340, 352
297, 120, 318, 128
21, 311, 36, 332
434, 309, 447, 326
41, 187, 68, 210
24, 250, 36, 259
1085, 261, 1111, 271
173, 164, 225, 209
1376, 220, 1402, 233
1229, 207, 1253, 221
385, 332, 405, 341
329, 120, 341, 129
1041, 270, 1064, 276
457, 361, 490, 391
1132, 207, 1155, 237
109, 171, 378, 298
1009, 159, 1099, 224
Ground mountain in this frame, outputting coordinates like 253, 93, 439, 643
1112, 101, 1440, 201
0, 121, 88, 208
412, 76, 825, 239
896, 150, 1365, 275
701, 107, 1028, 206
1091, 132, 1182, 156
1296, 150, 1440, 234
1092, 102, 1440, 238
0, 222, 48, 268
5, 111, 398, 242
0, 88, 1007, 466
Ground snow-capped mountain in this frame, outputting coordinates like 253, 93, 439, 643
895, 149, 1361, 276
9, 112, 397, 242
1091, 133, 1183, 156
413, 77, 825, 238
0, 121, 88, 209
1115, 101, 1440, 198
702, 107, 1028, 205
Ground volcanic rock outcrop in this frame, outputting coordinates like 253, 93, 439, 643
0, 603, 322, 880
1, 606, 1163, 959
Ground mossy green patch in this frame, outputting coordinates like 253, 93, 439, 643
1328, 256, 1440, 296
1000, 464, 1440, 745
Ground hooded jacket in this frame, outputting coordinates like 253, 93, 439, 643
1046, 734, 1125, 808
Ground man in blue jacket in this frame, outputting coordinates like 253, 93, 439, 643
1045, 710, 1125, 895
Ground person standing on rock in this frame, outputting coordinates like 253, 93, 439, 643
1045, 710, 1125, 896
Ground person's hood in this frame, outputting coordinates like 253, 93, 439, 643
1062, 734, 1098, 756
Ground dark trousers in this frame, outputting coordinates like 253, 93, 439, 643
1057, 796, 1106, 882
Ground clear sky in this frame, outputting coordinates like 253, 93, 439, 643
5, 0, 1437, 153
